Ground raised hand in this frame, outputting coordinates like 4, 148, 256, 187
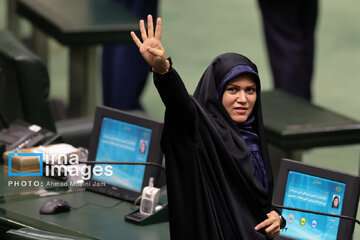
131, 15, 169, 74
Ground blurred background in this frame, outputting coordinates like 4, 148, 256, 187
0, 0, 359, 237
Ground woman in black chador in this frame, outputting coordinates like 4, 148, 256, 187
131, 15, 285, 239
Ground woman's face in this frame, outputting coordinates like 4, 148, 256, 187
222, 74, 257, 123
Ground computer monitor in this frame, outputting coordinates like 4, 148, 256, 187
85, 106, 163, 202
274, 159, 360, 240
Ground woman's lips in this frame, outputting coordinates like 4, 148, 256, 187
233, 107, 248, 114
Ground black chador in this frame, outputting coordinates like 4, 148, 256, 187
154, 53, 274, 239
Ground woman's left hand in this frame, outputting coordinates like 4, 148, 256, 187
130, 15, 168, 74
254, 210, 281, 239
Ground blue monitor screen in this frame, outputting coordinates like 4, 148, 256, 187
280, 171, 346, 240
92, 117, 152, 192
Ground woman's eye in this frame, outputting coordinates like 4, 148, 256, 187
226, 87, 237, 92
246, 88, 256, 93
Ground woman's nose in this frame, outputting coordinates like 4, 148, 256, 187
236, 91, 247, 103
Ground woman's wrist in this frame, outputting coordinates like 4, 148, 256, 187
276, 211, 286, 229
152, 57, 172, 75
152, 59, 170, 74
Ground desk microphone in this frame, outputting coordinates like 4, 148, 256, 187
272, 203, 360, 225
139, 177, 160, 216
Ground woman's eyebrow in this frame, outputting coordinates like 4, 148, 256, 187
227, 83, 257, 88
226, 84, 238, 88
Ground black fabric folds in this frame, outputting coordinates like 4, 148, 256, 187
154, 53, 274, 240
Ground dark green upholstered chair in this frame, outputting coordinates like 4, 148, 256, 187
0, 30, 55, 132
6, 227, 92, 240
0, 30, 93, 148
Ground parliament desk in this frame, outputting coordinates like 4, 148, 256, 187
0, 169, 170, 239
16, 0, 140, 117
261, 90, 360, 179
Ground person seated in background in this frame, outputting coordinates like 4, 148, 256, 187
131, 15, 285, 239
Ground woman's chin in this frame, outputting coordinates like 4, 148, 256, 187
231, 115, 248, 124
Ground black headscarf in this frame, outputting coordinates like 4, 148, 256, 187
159, 53, 274, 240
216, 64, 268, 191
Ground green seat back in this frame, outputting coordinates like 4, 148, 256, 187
0, 30, 55, 131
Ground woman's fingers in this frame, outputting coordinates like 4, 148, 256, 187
264, 221, 277, 235
255, 211, 281, 238
131, 14, 164, 68
130, 31, 142, 48
136, 15, 160, 44
147, 14, 154, 38
155, 17, 162, 40
140, 20, 147, 41
254, 218, 270, 231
